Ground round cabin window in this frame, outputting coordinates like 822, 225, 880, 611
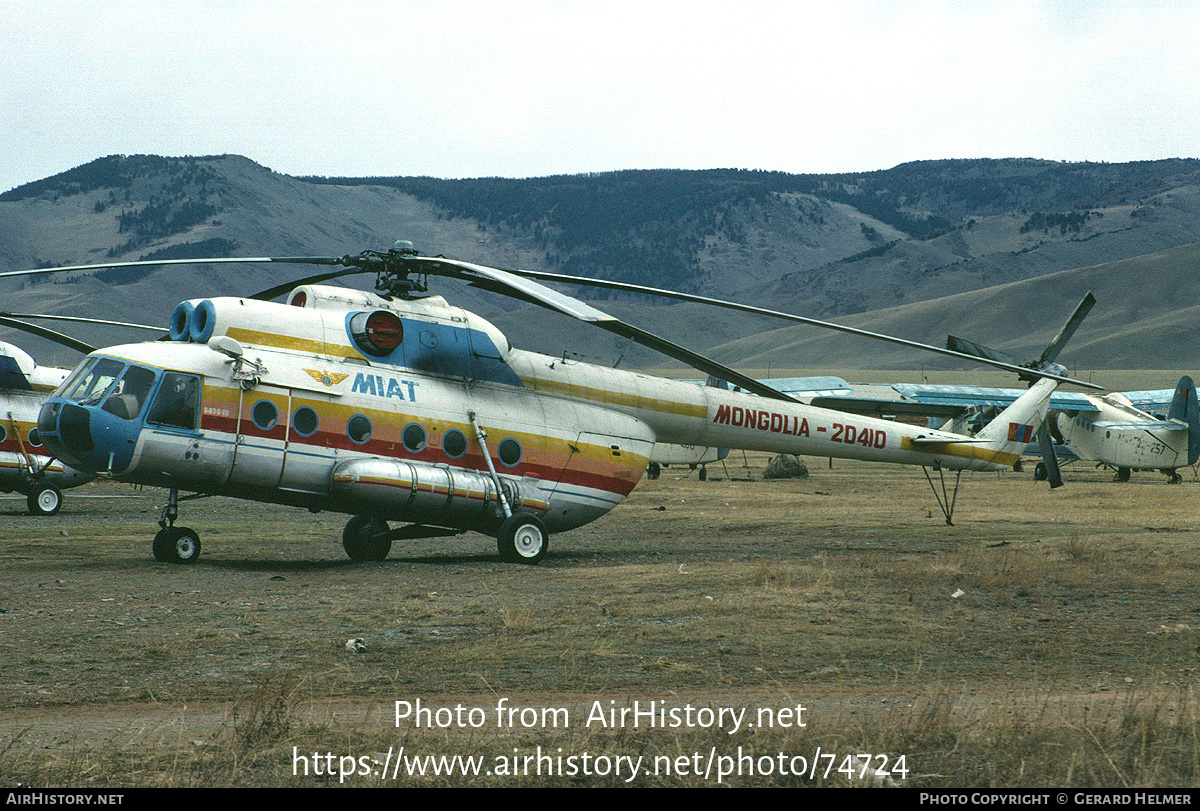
442, 429, 467, 458
403, 423, 427, 452
292, 406, 319, 437
252, 400, 279, 431
347, 414, 373, 445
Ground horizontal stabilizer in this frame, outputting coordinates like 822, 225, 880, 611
907, 434, 991, 445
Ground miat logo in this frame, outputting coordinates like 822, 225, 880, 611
304, 369, 350, 387
350, 372, 420, 401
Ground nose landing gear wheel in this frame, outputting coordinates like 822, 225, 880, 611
27, 484, 62, 516
153, 526, 201, 564
497, 513, 548, 565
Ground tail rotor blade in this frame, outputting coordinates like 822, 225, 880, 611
1039, 291, 1095, 366
1037, 421, 1063, 489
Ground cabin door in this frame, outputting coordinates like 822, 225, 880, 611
228, 385, 290, 488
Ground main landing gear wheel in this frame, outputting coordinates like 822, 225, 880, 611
26, 484, 62, 516
497, 513, 548, 565
153, 526, 201, 564
343, 516, 392, 561
1033, 461, 1048, 481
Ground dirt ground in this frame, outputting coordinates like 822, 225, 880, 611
4, 450, 1200, 786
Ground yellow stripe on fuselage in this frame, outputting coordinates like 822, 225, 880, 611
900, 437, 1020, 467
224, 328, 360, 359
521, 376, 707, 420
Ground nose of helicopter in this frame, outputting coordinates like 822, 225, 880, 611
38, 397, 137, 474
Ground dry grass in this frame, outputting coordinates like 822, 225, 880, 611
4, 451, 1200, 786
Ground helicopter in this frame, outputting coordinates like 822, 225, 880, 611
0, 339, 92, 514
1, 312, 180, 514
2, 243, 1095, 563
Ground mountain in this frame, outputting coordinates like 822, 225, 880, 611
3, 154, 1200, 371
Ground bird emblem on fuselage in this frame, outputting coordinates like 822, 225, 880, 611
305, 369, 350, 387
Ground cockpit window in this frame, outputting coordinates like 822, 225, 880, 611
100, 364, 157, 421
146, 372, 201, 430
57, 357, 98, 398
68, 358, 126, 406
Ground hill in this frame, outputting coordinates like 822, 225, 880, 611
3, 154, 1200, 370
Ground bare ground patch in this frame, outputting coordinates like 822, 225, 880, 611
3, 455, 1200, 786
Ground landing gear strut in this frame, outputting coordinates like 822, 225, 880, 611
922, 464, 962, 526
153, 488, 201, 563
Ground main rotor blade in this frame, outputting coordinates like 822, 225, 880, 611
1038, 291, 1095, 366
0, 255, 344, 282
487, 267, 1103, 390
2, 251, 1104, 392
0, 315, 95, 353
945, 335, 1017, 366
0, 312, 164, 333
250, 267, 365, 300
408, 257, 799, 402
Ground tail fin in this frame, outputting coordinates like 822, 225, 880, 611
972, 377, 1058, 459
1168, 375, 1199, 466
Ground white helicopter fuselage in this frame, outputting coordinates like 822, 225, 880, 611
1, 342, 93, 513
36, 286, 1056, 548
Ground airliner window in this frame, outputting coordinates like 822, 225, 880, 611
69, 358, 125, 406
147, 373, 201, 430
498, 438, 522, 467
101, 364, 156, 421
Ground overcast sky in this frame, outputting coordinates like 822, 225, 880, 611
4, 0, 1198, 194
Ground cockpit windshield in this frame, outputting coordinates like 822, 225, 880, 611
100, 364, 157, 421
61, 358, 159, 422
67, 357, 124, 406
